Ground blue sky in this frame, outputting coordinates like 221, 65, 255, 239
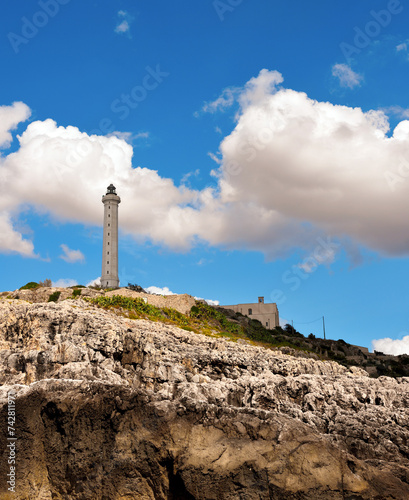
1, 0, 409, 354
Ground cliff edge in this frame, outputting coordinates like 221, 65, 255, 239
0, 298, 408, 499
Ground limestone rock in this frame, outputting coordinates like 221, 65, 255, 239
0, 298, 408, 499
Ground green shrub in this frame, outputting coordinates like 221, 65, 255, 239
162, 307, 189, 326
190, 305, 199, 315
88, 295, 164, 319
72, 289, 82, 298
48, 291, 61, 302
190, 303, 242, 335
19, 282, 40, 290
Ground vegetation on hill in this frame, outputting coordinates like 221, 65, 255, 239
85, 295, 409, 378
48, 291, 61, 302
19, 282, 40, 290
7, 288, 408, 378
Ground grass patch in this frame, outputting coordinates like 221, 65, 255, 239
85, 296, 245, 341
19, 282, 40, 290
83, 296, 343, 363
48, 291, 61, 302
190, 303, 242, 335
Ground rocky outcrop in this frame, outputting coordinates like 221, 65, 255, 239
0, 298, 408, 499
1, 287, 196, 315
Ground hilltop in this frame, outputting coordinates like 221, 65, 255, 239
0, 288, 408, 498
2, 284, 408, 378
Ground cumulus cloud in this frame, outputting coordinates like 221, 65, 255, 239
4, 69, 409, 261
332, 64, 363, 89
52, 278, 78, 288
372, 336, 409, 355
0, 116, 198, 255
59, 244, 85, 263
0, 102, 31, 149
0, 212, 36, 257
211, 69, 409, 257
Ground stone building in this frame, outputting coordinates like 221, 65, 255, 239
101, 184, 120, 288
222, 297, 279, 329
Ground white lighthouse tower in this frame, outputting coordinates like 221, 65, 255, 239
101, 184, 121, 288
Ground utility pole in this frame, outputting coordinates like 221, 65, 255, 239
322, 316, 326, 340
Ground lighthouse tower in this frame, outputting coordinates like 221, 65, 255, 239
101, 184, 121, 288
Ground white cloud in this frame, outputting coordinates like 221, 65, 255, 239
207, 152, 222, 165
0, 212, 37, 257
201, 71, 283, 114
204, 69, 409, 257
372, 336, 409, 355
396, 41, 409, 58
194, 296, 220, 306
146, 286, 176, 295
86, 277, 101, 287
332, 64, 363, 89
52, 278, 78, 288
114, 11, 133, 36
238, 69, 283, 107
0, 102, 31, 149
107, 131, 150, 145
202, 88, 237, 113
181, 168, 200, 185
144, 285, 219, 305
5, 69, 409, 260
115, 20, 129, 33
134, 131, 150, 140
59, 244, 85, 263
0, 117, 198, 255
297, 243, 337, 274
382, 105, 409, 119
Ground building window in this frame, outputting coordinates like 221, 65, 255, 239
108, 242, 110, 245
266, 322, 268, 327
108, 223, 110, 227
108, 233, 110, 236
108, 214, 110, 217
248, 308, 252, 315
107, 261, 109, 264
107, 271, 109, 274
107, 251, 109, 255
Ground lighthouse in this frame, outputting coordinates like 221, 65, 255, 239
101, 184, 121, 288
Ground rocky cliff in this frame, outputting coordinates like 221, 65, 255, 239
0, 297, 408, 499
